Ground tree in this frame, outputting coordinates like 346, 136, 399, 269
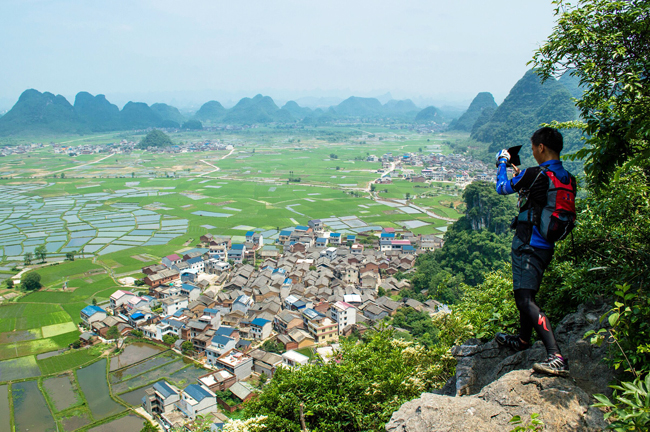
181, 340, 194, 355
6, 279, 14, 289
242, 330, 446, 431
532, 0, 650, 188
106, 326, 120, 340
23, 252, 32, 265
162, 334, 179, 345
261, 339, 284, 354
60, 172, 65, 179
92, 297, 97, 306
34, 245, 47, 263
140, 421, 158, 432
21, 272, 41, 291
137, 130, 173, 149
65, 251, 75, 261
182, 119, 203, 130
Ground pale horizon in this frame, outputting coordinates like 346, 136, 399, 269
0, 0, 556, 111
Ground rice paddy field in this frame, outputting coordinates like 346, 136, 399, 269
0, 340, 205, 431
0, 126, 470, 430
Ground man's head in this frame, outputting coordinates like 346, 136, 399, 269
531, 127, 562, 164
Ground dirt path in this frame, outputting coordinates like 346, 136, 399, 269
198, 147, 235, 177
34, 153, 116, 177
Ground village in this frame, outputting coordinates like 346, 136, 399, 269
78, 219, 447, 430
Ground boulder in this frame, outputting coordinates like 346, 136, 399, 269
386, 370, 608, 432
448, 302, 614, 397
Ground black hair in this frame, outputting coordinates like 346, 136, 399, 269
531, 127, 563, 154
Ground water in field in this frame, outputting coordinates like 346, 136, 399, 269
62, 413, 90, 431
0, 385, 10, 432
76, 359, 123, 419
110, 352, 175, 383
117, 386, 149, 406
111, 359, 186, 394
109, 343, 167, 371
0, 356, 41, 382
11, 380, 57, 432
43, 375, 78, 411
87, 414, 144, 432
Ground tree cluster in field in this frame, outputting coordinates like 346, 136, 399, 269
137, 129, 173, 149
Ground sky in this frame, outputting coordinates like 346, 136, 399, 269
0, 0, 557, 110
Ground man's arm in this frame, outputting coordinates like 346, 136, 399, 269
496, 163, 527, 195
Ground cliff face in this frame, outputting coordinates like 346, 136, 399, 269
387, 303, 615, 431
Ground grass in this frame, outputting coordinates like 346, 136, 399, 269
0, 355, 41, 382
0, 331, 80, 361
37, 348, 102, 376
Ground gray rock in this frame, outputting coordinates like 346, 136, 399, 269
386, 370, 608, 432
449, 302, 615, 397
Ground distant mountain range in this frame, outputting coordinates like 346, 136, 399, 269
0, 90, 451, 136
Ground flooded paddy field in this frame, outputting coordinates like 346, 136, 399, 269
111, 358, 187, 394
61, 412, 91, 431
11, 380, 57, 432
109, 350, 175, 383
76, 359, 124, 420
117, 386, 149, 406
109, 342, 167, 371
42, 374, 80, 411
0, 355, 41, 382
168, 364, 209, 388
0, 385, 10, 432
87, 414, 145, 432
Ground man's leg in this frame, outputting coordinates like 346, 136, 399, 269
514, 289, 559, 355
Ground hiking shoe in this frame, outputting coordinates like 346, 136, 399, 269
533, 354, 570, 377
495, 333, 530, 352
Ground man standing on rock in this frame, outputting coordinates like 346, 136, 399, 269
493, 127, 577, 377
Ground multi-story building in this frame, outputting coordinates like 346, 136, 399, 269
329, 301, 356, 335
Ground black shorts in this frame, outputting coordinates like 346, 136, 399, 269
511, 236, 554, 291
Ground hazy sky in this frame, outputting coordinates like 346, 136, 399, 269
0, 0, 557, 109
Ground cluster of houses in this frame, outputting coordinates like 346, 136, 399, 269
80, 220, 447, 427
369, 151, 493, 186
49, 139, 236, 157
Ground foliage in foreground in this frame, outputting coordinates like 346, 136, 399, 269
242, 331, 454, 432
593, 373, 650, 432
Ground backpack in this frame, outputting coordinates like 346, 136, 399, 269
516, 166, 577, 243
538, 166, 577, 242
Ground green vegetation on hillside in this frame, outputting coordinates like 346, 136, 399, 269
449, 92, 498, 132
137, 129, 173, 149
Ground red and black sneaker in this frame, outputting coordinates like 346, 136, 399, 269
533, 354, 570, 377
495, 333, 530, 352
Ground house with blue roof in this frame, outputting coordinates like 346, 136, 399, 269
215, 325, 239, 340
245, 231, 263, 249
205, 335, 237, 365
328, 232, 342, 244
315, 237, 328, 248
186, 256, 205, 272
142, 380, 180, 416
80, 305, 107, 325
178, 384, 217, 419
228, 244, 246, 264
180, 283, 201, 301
380, 232, 396, 239
346, 234, 356, 244
278, 230, 292, 243
250, 318, 272, 339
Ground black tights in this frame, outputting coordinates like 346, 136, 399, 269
514, 289, 560, 356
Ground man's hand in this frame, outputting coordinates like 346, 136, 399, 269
512, 165, 521, 175
496, 149, 510, 167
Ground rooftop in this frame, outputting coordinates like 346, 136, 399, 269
217, 349, 251, 367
